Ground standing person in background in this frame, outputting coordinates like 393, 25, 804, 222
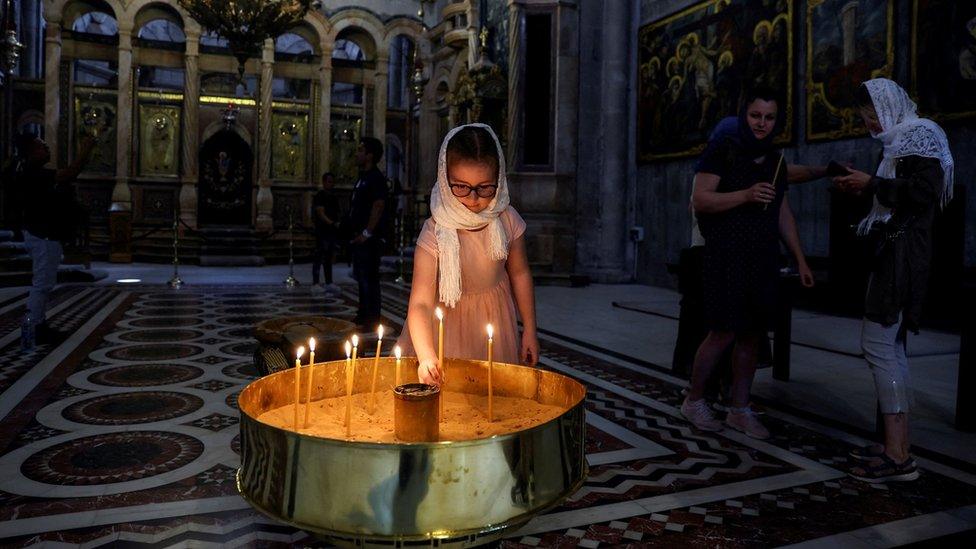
13, 132, 96, 347
311, 172, 341, 295
346, 137, 388, 330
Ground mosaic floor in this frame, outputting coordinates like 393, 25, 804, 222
0, 282, 973, 547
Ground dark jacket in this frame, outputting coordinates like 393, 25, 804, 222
864, 155, 944, 331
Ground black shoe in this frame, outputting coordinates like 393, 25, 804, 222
36, 323, 69, 345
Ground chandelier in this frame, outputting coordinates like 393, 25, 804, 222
178, 0, 314, 82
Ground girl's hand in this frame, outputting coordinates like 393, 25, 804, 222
521, 331, 540, 367
418, 358, 442, 386
798, 260, 815, 288
744, 182, 776, 204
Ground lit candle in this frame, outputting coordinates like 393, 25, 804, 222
435, 307, 445, 417
394, 345, 402, 386
344, 340, 353, 436
294, 346, 304, 431
368, 325, 384, 414
487, 323, 494, 422
303, 337, 316, 428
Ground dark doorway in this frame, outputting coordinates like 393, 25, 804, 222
198, 130, 253, 226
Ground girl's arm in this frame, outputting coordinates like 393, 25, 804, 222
406, 246, 442, 383
506, 235, 539, 366
777, 195, 814, 288
786, 163, 828, 184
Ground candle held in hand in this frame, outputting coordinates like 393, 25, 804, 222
344, 340, 353, 435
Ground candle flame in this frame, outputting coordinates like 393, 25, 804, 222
344, 340, 352, 357
394, 345, 402, 359
377, 324, 384, 340
296, 346, 305, 359
352, 334, 359, 347
308, 337, 316, 352
486, 323, 493, 339
435, 307, 443, 320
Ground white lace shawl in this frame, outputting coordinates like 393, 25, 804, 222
857, 78, 955, 235
429, 123, 510, 308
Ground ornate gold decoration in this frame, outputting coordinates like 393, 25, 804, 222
139, 105, 181, 176
272, 112, 308, 180
74, 95, 116, 173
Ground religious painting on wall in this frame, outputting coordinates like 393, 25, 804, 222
329, 113, 362, 187
912, 0, 976, 123
637, 0, 793, 162
271, 112, 308, 181
138, 104, 181, 176
806, 0, 894, 141
73, 94, 117, 174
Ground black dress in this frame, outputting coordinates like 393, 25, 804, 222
697, 140, 786, 332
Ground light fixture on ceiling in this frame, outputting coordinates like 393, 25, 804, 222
178, 0, 314, 83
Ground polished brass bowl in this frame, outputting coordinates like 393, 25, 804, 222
237, 357, 587, 547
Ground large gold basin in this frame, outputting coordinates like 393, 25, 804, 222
237, 357, 587, 546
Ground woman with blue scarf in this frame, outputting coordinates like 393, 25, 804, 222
680, 87, 824, 439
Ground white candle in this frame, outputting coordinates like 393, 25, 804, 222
435, 307, 445, 417
344, 340, 353, 435
487, 323, 494, 422
394, 345, 402, 386
368, 325, 384, 414
294, 346, 304, 431
304, 337, 316, 428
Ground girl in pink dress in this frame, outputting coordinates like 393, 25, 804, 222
396, 124, 539, 384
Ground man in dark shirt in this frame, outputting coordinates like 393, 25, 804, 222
346, 137, 388, 329
13, 132, 95, 345
312, 172, 341, 294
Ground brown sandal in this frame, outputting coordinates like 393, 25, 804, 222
848, 453, 919, 483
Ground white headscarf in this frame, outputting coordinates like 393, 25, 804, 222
430, 123, 510, 308
857, 78, 955, 235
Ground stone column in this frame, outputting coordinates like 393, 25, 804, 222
112, 27, 134, 210
506, 0, 523, 169
19, 0, 41, 78
42, 20, 61, 163
179, 30, 200, 228
373, 54, 389, 144
108, 26, 135, 262
255, 39, 274, 231
317, 49, 333, 180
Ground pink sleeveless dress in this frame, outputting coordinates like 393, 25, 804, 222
396, 207, 526, 364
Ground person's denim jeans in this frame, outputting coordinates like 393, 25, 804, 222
23, 230, 62, 327
861, 313, 911, 414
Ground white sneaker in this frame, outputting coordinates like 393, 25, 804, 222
725, 408, 770, 440
680, 397, 723, 432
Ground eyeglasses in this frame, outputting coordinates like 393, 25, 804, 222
449, 183, 498, 198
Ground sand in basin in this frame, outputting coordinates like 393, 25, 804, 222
257, 391, 566, 443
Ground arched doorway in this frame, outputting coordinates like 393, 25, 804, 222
198, 130, 253, 226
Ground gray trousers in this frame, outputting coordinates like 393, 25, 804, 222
23, 230, 62, 327
861, 313, 911, 414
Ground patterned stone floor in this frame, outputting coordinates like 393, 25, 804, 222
0, 282, 973, 547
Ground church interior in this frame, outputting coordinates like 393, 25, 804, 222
0, 0, 973, 546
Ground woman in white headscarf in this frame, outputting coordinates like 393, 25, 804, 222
396, 124, 539, 385
833, 78, 954, 483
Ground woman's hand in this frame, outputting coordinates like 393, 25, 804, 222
417, 358, 442, 386
798, 260, 815, 288
833, 169, 873, 194
744, 182, 776, 204
521, 331, 540, 367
